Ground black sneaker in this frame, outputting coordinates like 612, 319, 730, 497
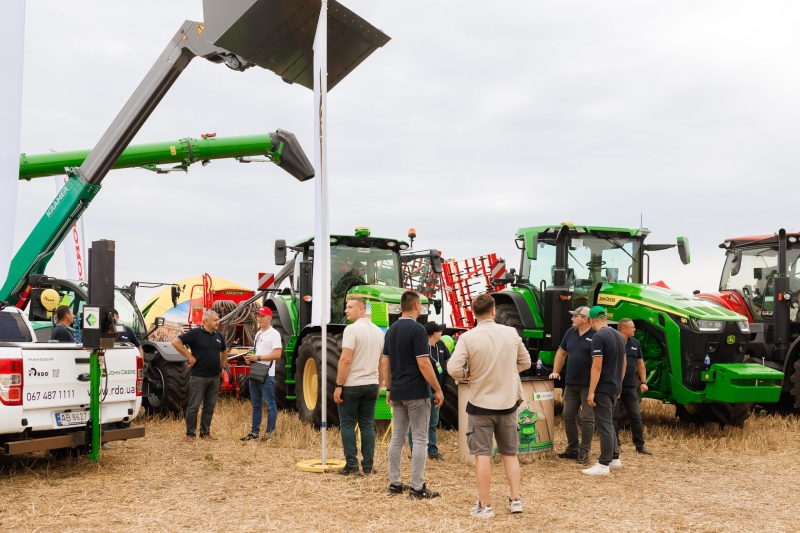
338, 466, 361, 476
574, 454, 589, 464
363, 467, 375, 476
408, 483, 440, 499
428, 454, 446, 462
240, 434, 258, 441
557, 450, 579, 460
388, 482, 409, 494
636, 446, 653, 455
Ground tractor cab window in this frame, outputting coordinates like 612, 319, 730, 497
721, 246, 800, 319
327, 244, 401, 322
114, 290, 146, 338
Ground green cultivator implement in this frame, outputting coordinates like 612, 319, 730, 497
492, 224, 783, 426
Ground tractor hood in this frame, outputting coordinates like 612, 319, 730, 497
596, 283, 746, 321
346, 285, 429, 305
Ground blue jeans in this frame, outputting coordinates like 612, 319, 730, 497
249, 376, 277, 435
337, 384, 379, 469
408, 392, 440, 456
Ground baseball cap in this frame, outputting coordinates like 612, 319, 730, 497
588, 305, 607, 319
424, 322, 446, 335
254, 306, 273, 317
568, 306, 590, 318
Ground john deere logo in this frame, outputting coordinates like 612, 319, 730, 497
727, 335, 735, 345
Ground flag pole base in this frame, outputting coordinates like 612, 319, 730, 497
295, 459, 346, 473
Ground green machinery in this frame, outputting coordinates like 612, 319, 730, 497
491, 224, 784, 426
268, 228, 443, 427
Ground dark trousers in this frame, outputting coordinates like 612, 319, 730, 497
562, 384, 595, 456
186, 375, 220, 437
613, 386, 645, 458
337, 384, 379, 469
593, 392, 616, 466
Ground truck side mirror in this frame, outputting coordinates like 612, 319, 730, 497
731, 249, 742, 276
525, 235, 538, 260
155, 316, 165, 327
429, 250, 443, 274
275, 239, 287, 266
677, 237, 691, 265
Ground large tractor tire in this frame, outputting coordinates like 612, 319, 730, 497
438, 373, 460, 429
237, 373, 251, 401
295, 332, 342, 428
675, 402, 750, 427
791, 359, 800, 410
271, 316, 294, 410
144, 358, 190, 416
495, 303, 524, 337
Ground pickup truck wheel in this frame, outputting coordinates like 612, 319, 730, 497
295, 332, 341, 427
237, 373, 251, 401
271, 317, 294, 410
144, 358, 190, 415
50, 445, 84, 459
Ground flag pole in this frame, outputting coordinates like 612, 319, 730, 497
319, 0, 329, 467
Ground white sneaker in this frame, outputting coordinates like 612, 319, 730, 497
609, 458, 622, 470
508, 498, 523, 514
470, 502, 495, 519
581, 463, 610, 476
101, 443, 114, 450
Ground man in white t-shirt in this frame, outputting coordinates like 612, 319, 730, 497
333, 297, 385, 475
241, 307, 282, 441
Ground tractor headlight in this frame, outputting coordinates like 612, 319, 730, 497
692, 318, 725, 332
387, 303, 402, 315
736, 320, 750, 334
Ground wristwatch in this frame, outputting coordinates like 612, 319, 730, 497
335, 384, 343, 388
257, 355, 261, 361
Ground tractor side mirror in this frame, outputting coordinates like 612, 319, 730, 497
433, 299, 442, 315
731, 249, 742, 277
155, 316, 165, 327
525, 235, 538, 260
171, 285, 180, 308
429, 250, 443, 274
677, 237, 691, 265
275, 239, 287, 266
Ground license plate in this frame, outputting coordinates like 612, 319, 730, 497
55, 411, 89, 427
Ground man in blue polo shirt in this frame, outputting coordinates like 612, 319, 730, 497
612, 318, 651, 460
172, 309, 228, 442
549, 306, 595, 464
380, 291, 444, 499
583, 306, 626, 476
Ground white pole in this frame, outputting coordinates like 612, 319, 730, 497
318, 0, 329, 466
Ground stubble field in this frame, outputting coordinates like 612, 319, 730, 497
1, 395, 798, 533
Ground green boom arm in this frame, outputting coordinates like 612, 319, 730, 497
1, 130, 312, 305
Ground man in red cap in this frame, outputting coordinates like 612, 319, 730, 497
241, 306, 282, 441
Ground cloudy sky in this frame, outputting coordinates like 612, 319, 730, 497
10, 0, 800, 309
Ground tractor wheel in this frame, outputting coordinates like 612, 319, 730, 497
271, 316, 294, 410
438, 373, 460, 430
790, 358, 800, 410
144, 357, 190, 416
237, 373, 251, 401
495, 303, 523, 337
675, 403, 711, 425
675, 402, 750, 427
295, 332, 341, 428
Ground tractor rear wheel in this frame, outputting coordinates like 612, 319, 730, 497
495, 303, 523, 337
271, 316, 294, 410
144, 357, 190, 416
295, 332, 341, 427
790, 358, 800, 410
237, 373, 251, 401
438, 374, 460, 429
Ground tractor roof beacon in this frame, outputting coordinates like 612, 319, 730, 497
492, 223, 784, 426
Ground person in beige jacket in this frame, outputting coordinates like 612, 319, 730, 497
447, 294, 531, 519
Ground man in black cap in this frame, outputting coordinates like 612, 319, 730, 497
408, 321, 450, 461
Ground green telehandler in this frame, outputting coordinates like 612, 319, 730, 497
491, 223, 784, 426
267, 228, 443, 427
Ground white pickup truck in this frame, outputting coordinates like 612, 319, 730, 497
0, 305, 145, 455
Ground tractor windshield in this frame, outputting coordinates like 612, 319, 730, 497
721, 246, 800, 319
521, 234, 642, 308
328, 245, 401, 322
114, 289, 147, 339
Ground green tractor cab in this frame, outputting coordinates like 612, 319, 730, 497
268, 228, 442, 427
493, 223, 783, 426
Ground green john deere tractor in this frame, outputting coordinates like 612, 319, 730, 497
267, 228, 443, 427
491, 224, 784, 426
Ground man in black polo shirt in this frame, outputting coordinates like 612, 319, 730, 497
583, 306, 626, 476
549, 306, 595, 464
612, 318, 651, 460
51, 305, 75, 343
380, 291, 443, 499
172, 309, 228, 442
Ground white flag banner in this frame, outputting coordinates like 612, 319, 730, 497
310, 2, 330, 327
0, 0, 26, 286
54, 175, 86, 280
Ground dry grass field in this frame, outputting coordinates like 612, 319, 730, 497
1, 395, 799, 533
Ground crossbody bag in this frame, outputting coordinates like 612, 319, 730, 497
248, 332, 274, 384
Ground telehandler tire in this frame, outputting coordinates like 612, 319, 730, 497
295, 332, 342, 427
144, 357, 190, 416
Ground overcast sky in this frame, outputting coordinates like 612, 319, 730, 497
12, 0, 800, 309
